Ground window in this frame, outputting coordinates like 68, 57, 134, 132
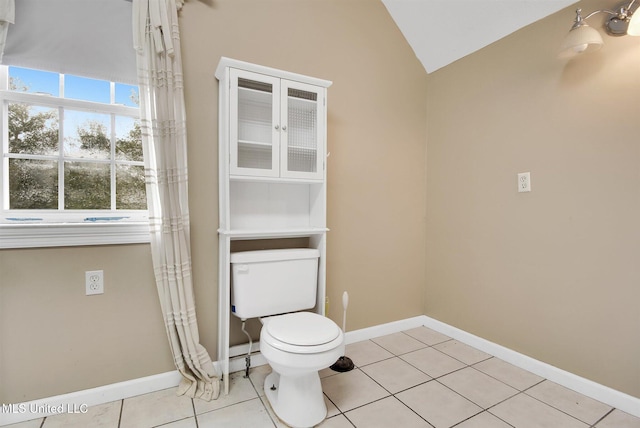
0, 66, 149, 248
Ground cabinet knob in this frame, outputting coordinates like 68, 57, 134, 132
275, 124, 280, 130
282, 125, 287, 131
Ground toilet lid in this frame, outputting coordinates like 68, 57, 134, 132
265, 312, 341, 346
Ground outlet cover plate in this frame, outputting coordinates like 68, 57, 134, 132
518, 172, 531, 193
85, 270, 104, 295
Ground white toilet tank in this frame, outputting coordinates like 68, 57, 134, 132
230, 248, 320, 319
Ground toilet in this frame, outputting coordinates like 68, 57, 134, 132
230, 248, 345, 428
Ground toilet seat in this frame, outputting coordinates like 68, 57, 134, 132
261, 312, 343, 354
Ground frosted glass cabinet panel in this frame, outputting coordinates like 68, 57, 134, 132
231, 70, 281, 177
280, 81, 324, 180
229, 69, 325, 180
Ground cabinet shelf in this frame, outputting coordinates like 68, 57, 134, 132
288, 96, 317, 105
229, 174, 322, 183
219, 227, 329, 240
239, 85, 272, 97
238, 139, 272, 147
288, 144, 316, 150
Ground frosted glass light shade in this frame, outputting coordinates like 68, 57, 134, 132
627, 11, 640, 35
558, 24, 604, 59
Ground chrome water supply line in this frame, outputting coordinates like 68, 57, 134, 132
241, 320, 252, 378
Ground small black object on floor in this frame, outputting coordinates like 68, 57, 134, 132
330, 356, 354, 372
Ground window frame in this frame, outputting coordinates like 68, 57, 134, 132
0, 66, 150, 249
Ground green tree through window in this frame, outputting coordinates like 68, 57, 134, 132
5, 75, 146, 212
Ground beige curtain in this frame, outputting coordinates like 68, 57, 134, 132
132, 0, 220, 401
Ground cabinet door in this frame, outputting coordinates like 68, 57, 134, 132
280, 80, 325, 180
230, 69, 281, 177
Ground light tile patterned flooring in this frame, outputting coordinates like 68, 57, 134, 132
6, 327, 640, 428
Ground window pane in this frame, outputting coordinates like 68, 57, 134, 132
64, 75, 110, 103
115, 116, 143, 161
9, 67, 59, 96
64, 110, 111, 160
2, 67, 146, 221
9, 159, 58, 209
116, 165, 146, 210
8, 103, 59, 155
64, 162, 110, 209
115, 83, 139, 107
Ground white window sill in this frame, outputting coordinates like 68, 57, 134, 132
0, 222, 151, 249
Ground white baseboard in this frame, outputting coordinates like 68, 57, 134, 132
3, 314, 638, 426
417, 315, 640, 418
0, 371, 182, 426
344, 315, 429, 344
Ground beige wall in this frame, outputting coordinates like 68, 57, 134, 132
0, 245, 173, 402
425, 0, 640, 398
0, 0, 427, 403
181, 0, 428, 348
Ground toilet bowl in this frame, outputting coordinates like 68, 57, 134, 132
260, 312, 345, 428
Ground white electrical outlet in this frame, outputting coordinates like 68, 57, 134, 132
85, 270, 104, 295
517, 172, 531, 193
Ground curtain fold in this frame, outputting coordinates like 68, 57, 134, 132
132, 0, 220, 401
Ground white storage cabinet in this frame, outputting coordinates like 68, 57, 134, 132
215, 57, 332, 395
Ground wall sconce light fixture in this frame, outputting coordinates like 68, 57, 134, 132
559, 0, 640, 58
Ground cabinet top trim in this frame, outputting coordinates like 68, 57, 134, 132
215, 57, 332, 89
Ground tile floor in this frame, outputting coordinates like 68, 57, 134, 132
6, 326, 640, 428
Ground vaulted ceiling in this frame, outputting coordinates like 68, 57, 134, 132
381, 0, 579, 73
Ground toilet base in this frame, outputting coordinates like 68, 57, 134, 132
264, 371, 327, 428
